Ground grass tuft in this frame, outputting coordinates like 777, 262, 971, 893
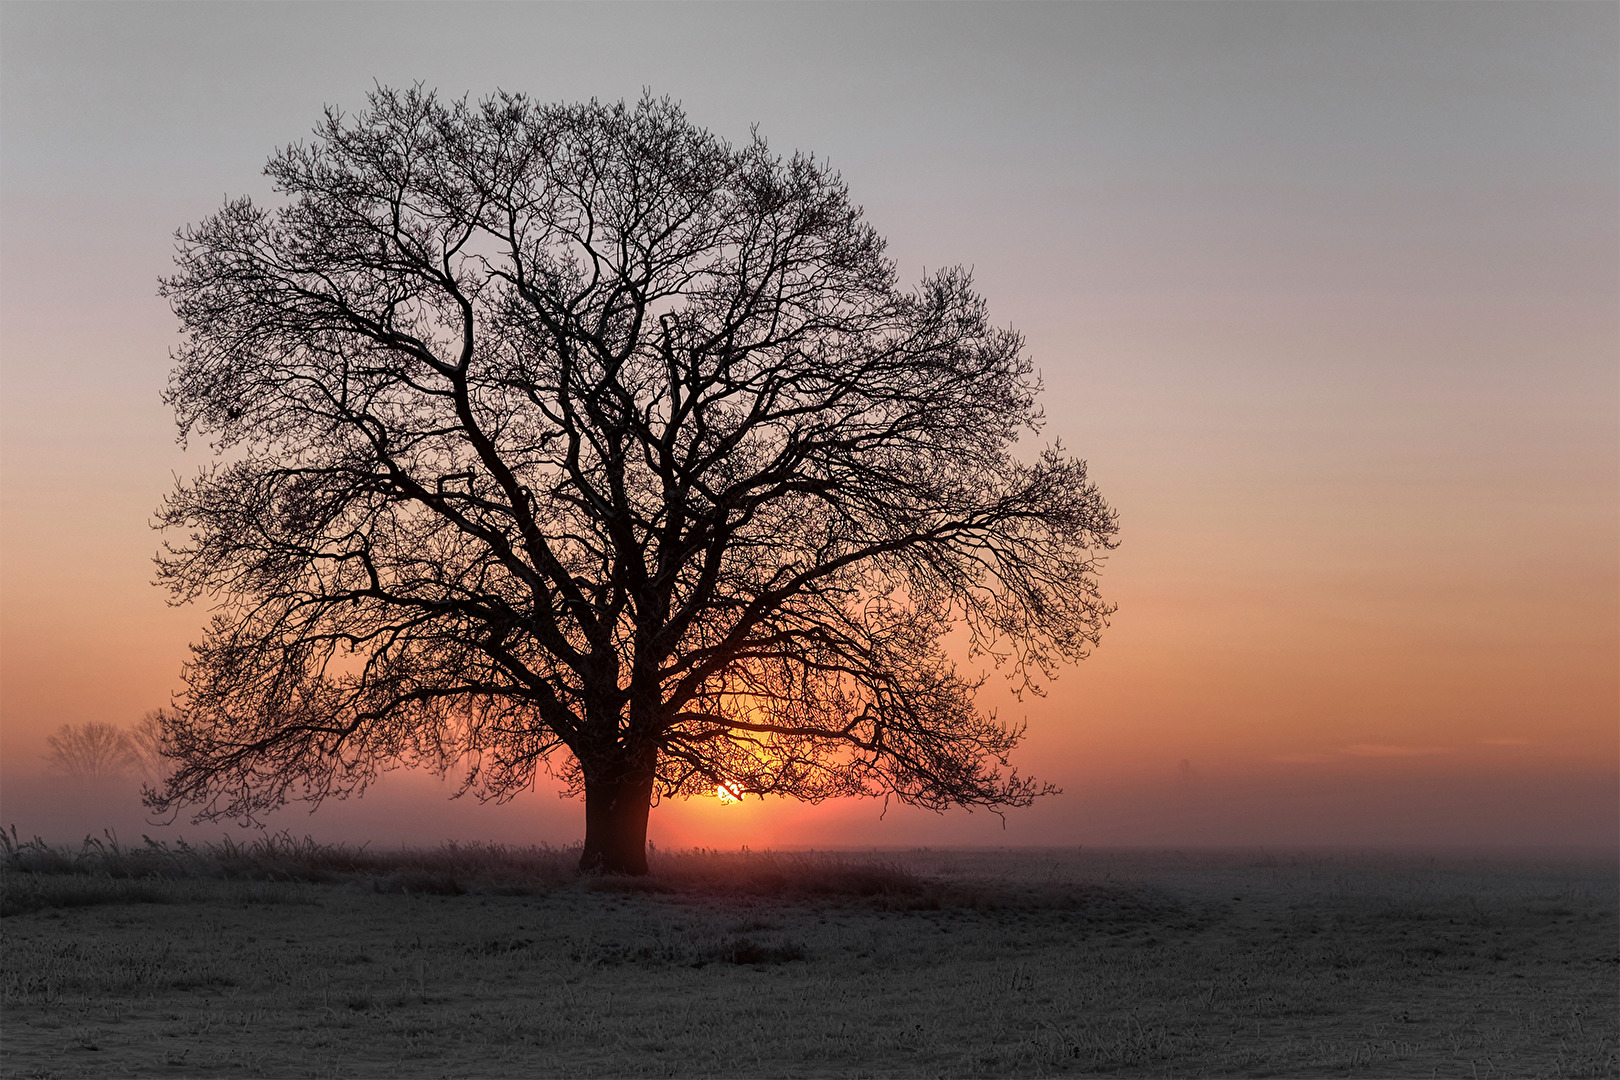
0, 826, 576, 914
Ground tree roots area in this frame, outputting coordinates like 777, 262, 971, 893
2, 848, 1614, 1078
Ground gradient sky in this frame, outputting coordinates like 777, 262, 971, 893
2, 2, 1615, 848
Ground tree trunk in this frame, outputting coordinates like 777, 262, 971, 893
578, 755, 656, 875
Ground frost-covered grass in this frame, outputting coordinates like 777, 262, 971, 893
2, 843, 1615, 1077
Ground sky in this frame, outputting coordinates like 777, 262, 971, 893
1, 2, 1615, 850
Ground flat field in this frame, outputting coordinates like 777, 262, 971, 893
2, 842, 1614, 1078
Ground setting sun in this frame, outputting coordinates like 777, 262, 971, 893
715, 784, 741, 804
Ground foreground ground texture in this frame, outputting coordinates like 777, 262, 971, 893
1, 842, 1615, 1078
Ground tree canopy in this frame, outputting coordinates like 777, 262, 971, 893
147, 88, 1118, 872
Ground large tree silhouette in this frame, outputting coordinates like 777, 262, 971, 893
147, 88, 1117, 874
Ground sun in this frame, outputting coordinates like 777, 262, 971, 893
715, 782, 742, 804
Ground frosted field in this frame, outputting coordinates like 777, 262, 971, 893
2, 843, 1615, 1078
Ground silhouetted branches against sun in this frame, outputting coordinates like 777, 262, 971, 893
149, 86, 1117, 872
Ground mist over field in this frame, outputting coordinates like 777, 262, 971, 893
5, 760, 1614, 854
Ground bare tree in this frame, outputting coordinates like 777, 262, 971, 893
128, 709, 174, 785
44, 723, 136, 780
147, 88, 1118, 873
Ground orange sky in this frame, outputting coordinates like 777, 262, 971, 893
2, 4, 1614, 848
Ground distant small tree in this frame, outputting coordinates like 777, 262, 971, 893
147, 87, 1118, 873
128, 709, 174, 785
44, 722, 137, 780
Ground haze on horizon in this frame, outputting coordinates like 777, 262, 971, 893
1, 2, 1614, 851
